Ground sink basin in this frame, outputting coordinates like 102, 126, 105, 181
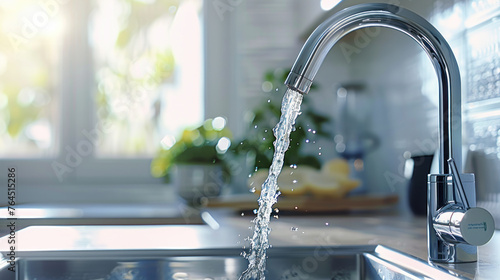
1, 245, 470, 279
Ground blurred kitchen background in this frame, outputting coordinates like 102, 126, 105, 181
0, 0, 499, 223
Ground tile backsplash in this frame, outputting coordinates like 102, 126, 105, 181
312, 0, 500, 221
431, 0, 500, 225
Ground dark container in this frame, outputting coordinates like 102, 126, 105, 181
408, 154, 434, 216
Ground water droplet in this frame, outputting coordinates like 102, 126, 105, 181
264, 129, 268, 133
275, 88, 279, 91
267, 99, 271, 103
253, 209, 258, 214
241, 213, 245, 216
262, 137, 266, 141
292, 179, 298, 184
273, 215, 279, 219
274, 208, 279, 213
291, 227, 298, 231
261, 81, 273, 92
307, 128, 312, 132
250, 187, 256, 193
312, 130, 316, 134
305, 139, 310, 143
325, 222, 329, 226
254, 125, 258, 129
318, 152, 322, 156
255, 167, 258, 172
294, 206, 298, 210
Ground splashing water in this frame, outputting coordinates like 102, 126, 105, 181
239, 88, 303, 280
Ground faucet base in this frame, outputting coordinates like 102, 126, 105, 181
428, 241, 478, 263
428, 174, 479, 263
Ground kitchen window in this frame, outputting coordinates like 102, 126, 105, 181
0, 0, 204, 186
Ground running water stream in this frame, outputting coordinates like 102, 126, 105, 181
239, 88, 303, 280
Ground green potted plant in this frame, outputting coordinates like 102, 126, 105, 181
151, 117, 233, 205
232, 69, 332, 172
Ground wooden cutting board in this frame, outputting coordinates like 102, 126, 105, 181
206, 194, 399, 213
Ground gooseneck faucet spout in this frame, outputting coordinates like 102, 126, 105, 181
285, 3, 494, 263
285, 3, 459, 174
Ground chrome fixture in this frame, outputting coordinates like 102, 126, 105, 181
284, 3, 495, 263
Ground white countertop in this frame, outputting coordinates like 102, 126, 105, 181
1, 208, 499, 279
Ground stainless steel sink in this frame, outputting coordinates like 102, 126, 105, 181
1, 245, 470, 279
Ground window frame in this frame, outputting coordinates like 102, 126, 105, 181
0, 0, 219, 191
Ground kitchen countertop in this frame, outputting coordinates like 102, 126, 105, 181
1, 207, 499, 279
221, 209, 500, 279
0, 202, 204, 232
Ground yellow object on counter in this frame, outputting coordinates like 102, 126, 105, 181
248, 158, 360, 198
321, 158, 351, 175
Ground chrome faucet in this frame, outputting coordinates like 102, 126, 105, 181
284, 3, 495, 263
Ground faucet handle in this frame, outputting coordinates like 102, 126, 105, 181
434, 206, 495, 246
447, 158, 495, 245
447, 158, 471, 209
459, 207, 495, 246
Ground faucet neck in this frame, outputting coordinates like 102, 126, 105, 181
284, 3, 462, 172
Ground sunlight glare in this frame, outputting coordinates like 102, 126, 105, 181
216, 137, 231, 154
160, 135, 176, 149
25, 119, 52, 149
320, 0, 341, 11
212, 116, 226, 131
